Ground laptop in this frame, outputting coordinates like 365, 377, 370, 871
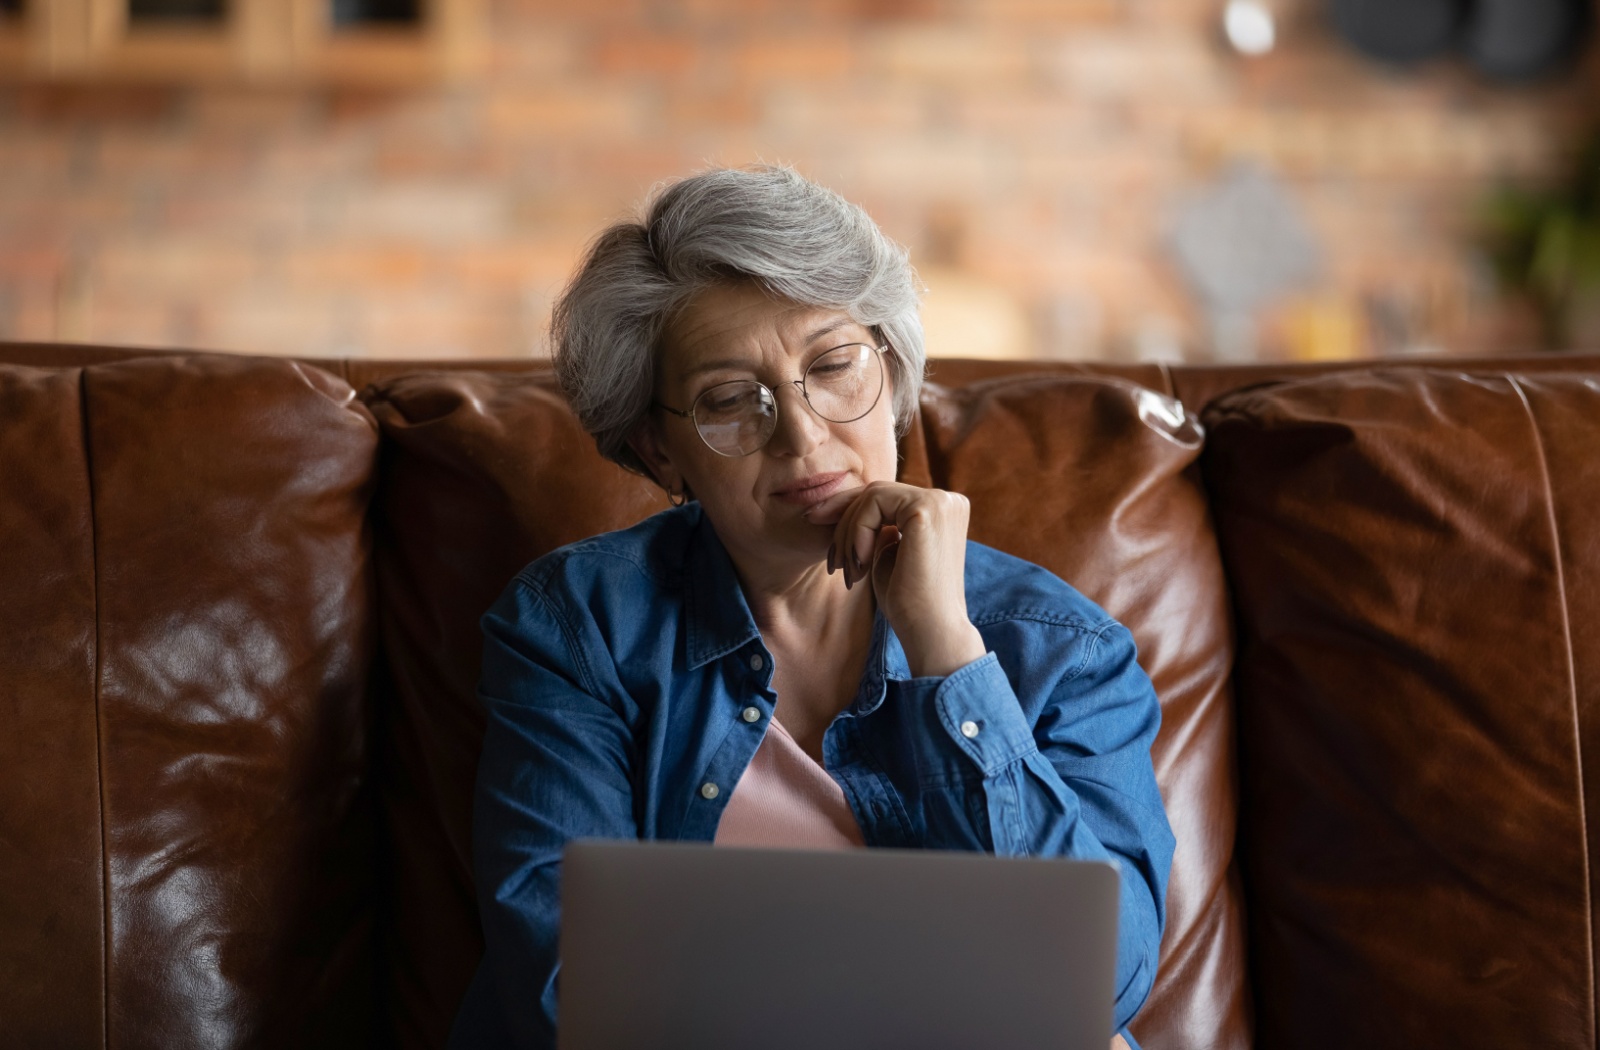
558, 840, 1120, 1050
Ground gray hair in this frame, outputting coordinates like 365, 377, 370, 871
552, 166, 926, 480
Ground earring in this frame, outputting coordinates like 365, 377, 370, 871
668, 486, 687, 508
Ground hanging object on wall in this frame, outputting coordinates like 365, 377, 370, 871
1167, 164, 1321, 362
1327, 0, 1591, 80
1328, 0, 1461, 65
1461, 0, 1590, 80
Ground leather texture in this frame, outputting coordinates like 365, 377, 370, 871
1, 354, 381, 1049
1203, 369, 1600, 1050
0, 365, 105, 1048
7, 341, 1600, 1050
911, 375, 1249, 1050
363, 370, 670, 1050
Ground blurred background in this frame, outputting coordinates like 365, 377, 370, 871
1, 0, 1597, 362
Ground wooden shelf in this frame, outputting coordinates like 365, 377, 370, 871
0, 0, 482, 83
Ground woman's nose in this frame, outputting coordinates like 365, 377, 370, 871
766, 381, 825, 455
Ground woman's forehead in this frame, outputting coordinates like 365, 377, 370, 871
662, 284, 869, 378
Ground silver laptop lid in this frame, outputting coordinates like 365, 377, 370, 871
559, 840, 1120, 1050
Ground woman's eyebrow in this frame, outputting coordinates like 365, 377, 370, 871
804, 317, 861, 344
677, 319, 863, 382
678, 357, 754, 381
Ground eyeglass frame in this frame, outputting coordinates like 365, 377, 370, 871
652, 342, 891, 458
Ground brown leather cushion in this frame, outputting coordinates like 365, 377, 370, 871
366, 364, 1247, 1050
0, 355, 380, 1048
1203, 370, 1600, 1049
0, 365, 105, 1047
363, 370, 669, 1050
908, 375, 1249, 1050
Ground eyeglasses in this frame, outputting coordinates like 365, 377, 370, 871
655, 343, 888, 458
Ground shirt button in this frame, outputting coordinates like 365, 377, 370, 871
741, 706, 763, 723
700, 782, 720, 800
960, 720, 981, 739
749, 653, 764, 671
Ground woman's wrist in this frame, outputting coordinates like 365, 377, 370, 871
902, 622, 987, 679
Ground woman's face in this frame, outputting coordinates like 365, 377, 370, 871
630, 281, 900, 575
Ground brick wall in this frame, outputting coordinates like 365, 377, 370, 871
1, 0, 1595, 361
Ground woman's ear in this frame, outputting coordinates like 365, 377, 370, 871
627, 415, 679, 493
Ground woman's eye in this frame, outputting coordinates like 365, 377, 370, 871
702, 388, 759, 413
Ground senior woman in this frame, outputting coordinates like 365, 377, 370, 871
449, 166, 1174, 1050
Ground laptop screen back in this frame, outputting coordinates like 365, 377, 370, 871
559, 840, 1120, 1050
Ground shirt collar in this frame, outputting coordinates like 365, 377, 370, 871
683, 505, 763, 669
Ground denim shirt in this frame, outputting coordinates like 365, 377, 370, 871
450, 503, 1175, 1049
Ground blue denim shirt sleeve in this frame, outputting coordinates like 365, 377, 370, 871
465, 577, 638, 1050
884, 623, 1173, 1032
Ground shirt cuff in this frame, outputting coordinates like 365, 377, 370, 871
895, 652, 1040, 780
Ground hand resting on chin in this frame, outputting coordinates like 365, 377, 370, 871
802, 480, 988, 679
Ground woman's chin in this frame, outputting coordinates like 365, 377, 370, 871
762, 517, 836, 569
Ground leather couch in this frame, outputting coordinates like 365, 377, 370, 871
4, 341, 1596, 1050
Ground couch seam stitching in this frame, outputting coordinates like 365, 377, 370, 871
78, 368, 111, 1050
1507, 372, 1595, 1043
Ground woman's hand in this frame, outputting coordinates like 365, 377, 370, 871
803, 481, 986, 678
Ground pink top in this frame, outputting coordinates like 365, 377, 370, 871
714, 716, 865, 849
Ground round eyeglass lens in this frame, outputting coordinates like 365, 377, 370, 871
687, 344, 884, 457
692, 381, 776, 456
804, 343, 883, 423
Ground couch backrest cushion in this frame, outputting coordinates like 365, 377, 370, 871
363, 370, 670, 1050
0, 355, 380, 1049
1203, 369, 1600, 1049
365, 364, 1247, 1050
909, 375, 1249, 1050
1, 365, 106, 1047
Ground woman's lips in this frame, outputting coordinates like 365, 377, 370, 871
772, 471, 848, 505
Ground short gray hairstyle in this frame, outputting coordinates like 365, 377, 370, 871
552, 166, 926, 480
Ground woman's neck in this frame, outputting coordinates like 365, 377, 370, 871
734, 555, 875, 657
734, 556, 878, 760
